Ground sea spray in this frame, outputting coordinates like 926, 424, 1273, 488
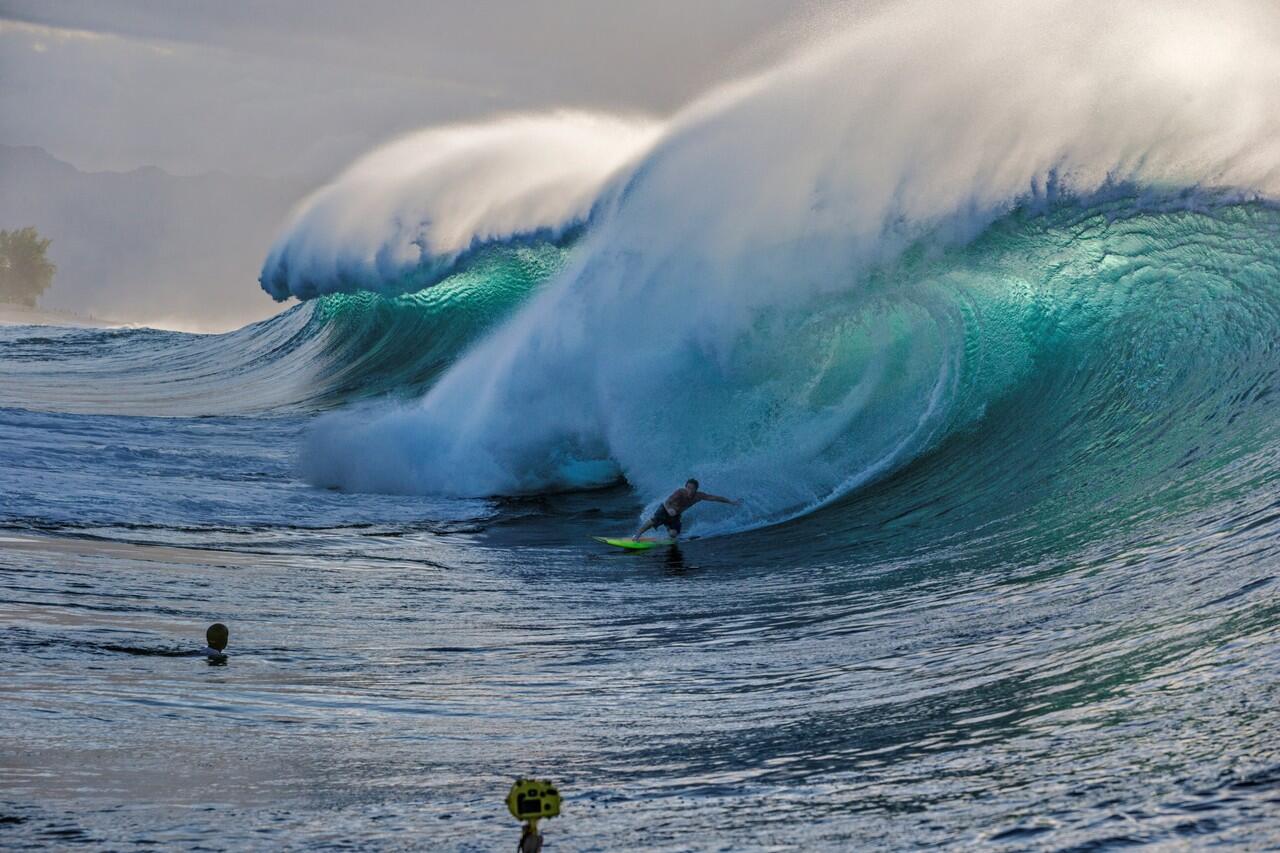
260, 112, 659, 300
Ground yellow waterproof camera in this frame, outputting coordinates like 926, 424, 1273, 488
507, 778, 561, 823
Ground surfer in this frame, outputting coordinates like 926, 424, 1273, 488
633, 478, 739, 540
201, 623, 229, 659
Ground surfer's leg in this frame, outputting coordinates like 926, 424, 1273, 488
637, 506, 669, 538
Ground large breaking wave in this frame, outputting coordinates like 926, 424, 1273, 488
249, 0, 1280, 532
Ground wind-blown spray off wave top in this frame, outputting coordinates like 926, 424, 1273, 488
259, 0, 1280, 533
259, 113, 659, 300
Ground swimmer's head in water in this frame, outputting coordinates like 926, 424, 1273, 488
206, 623, 228, 651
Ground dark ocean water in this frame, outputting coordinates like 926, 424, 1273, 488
3, 201, 1280, 850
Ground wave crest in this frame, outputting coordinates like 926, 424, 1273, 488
259, 112, 659, 300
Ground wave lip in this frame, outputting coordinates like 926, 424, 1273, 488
259, 112, 660, 301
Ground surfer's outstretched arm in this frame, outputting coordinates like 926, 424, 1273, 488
697, 492, 739, 505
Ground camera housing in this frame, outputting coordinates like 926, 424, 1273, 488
507, 778, 562, 821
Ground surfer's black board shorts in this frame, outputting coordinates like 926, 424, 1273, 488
651, 506, 682, 535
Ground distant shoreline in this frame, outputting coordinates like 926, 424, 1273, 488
0, 302, 123, 329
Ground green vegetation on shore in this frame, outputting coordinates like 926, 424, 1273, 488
0, 226, 56, 306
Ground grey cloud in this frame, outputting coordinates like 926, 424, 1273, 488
1, 1, 821, 177
0, 1, 825, 328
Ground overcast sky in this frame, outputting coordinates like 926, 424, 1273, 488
0, 0, 847, 329
0, 0, 830, 180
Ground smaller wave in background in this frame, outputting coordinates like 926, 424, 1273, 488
0, 242, 569, 417
259, 112, 659, 300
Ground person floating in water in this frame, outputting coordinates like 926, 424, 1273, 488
201, 623, 229, 659
633, 478, 739, 540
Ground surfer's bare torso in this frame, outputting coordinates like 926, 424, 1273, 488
663, 488, 712, 515
634, 479, 738, 539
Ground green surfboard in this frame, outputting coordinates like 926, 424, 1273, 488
594, 536, 675, 550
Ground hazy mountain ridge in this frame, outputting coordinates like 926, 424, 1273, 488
0, 145, 307, 330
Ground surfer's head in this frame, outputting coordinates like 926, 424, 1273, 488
206, 623, 229, 652
685, 478, 699, 494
